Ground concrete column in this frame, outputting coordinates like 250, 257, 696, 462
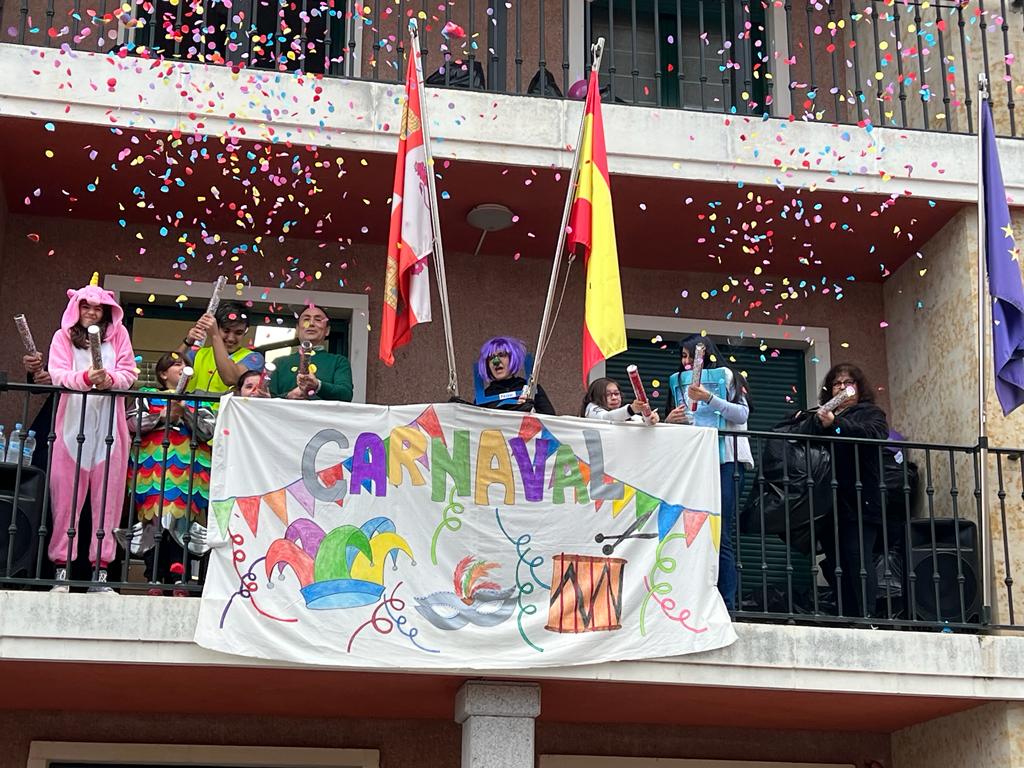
892, 701, 1024, 767
455, 681, 541, 768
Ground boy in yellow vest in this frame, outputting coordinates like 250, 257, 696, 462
176, 302, 265, 394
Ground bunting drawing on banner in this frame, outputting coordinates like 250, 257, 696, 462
195, 399, 735, 670
379, 45, 434, 366
567, 68, 627, 384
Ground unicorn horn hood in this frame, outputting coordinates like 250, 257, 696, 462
60, 274, 125, 331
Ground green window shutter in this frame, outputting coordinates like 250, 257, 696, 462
717, 345, 806, 432
605, 339, 807, 429
605, 339, 682, 416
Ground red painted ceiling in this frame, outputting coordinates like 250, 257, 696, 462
0, 659, 981, 733
0, 115, 961, 280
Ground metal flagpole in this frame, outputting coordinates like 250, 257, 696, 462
524, 38, 606, 402
977, 72, 992, 619
412, 19, 460, 398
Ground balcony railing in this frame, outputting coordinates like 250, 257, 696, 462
1, 379, 1021, 633
1, 0, 1021, 136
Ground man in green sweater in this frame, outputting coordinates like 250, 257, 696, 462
269, 304, 354, 401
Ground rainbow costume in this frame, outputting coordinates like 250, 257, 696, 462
129, 389, 213, 527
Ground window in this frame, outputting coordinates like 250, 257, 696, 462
131, 0, 350, 74
28, 743, 378, 768
124, 304, 349, 389
104, 276, 369, 402
593, 313, 829, 414
587, 0, 768, 111
604, 336, 807, 431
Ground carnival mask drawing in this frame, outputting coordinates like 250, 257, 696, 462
414, 556, 517, 630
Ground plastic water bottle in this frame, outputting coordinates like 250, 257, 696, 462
0, 427, 7, 464
5, 424, 22, 463
22, 430, 36, 467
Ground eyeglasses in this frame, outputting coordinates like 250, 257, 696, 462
833, 379, 856, 388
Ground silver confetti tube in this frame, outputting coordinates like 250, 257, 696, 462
689, 343, 706, 412
175, 365, 194, 394
192, 276, 228, 349
298, 340, 312, 376
14, 315, 37, 355
206, 276, 228, 316
821, 385, 856, 413
87, 325, 104, 370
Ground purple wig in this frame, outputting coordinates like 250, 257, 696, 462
477, 336, 528, 382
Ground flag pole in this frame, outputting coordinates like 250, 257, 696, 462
412, 19, 460, 398
976, 71, 992, 620
524, 38, 606, 401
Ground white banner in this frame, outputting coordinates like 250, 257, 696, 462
194, 399, 736, 669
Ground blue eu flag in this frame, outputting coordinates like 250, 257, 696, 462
982, 100, 1024, 416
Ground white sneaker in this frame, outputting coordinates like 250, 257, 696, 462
87, 568, 117, 595
50, 566, 69, 593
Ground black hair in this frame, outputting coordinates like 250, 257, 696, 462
215, 301, 250, 330
154, 352, 181, 389
234, 369, 263, 395
69, 303, 113, 350
579, 377, 621, 417
819, 362, 875, 405
677, 334, 750, 406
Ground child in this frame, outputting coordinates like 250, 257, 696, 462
47, 273, 138, 593
235, 369, 271, 398
664, 335, 753, 610
127, 352, 215, 595
580, 377, 659, 424
177, 301, 264, 393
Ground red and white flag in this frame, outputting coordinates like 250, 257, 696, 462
379, 46, 434, 366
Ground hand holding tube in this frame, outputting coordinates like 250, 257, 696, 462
192, 277, 227, 349
87, 325, 104, 370
626, 364, 652, 418
820, 385, 856, 414
14, 314, 37, 355
257, 362, 275, 395
175, 365, 194, 395
689, 343, 706, 412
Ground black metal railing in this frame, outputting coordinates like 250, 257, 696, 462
722, 427, 1021, 631
2, 0, 1021, 136
0, 379, 1022, 634
0, 380, 220, 596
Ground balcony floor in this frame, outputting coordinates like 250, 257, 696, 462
2, 591, 1023, 731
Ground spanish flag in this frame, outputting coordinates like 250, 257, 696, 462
567, 70, 627, 384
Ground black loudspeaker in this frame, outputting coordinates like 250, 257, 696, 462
0, 465, 45, 579
909, 518, 981, 623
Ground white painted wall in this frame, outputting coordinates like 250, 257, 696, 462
2, 591, 1024, 700
1, 43, 1022, 204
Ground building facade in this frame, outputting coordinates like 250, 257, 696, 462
1, 0, 1024, 762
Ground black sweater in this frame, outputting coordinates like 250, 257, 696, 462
794, 402, 889, 522
479, 376, 556, 415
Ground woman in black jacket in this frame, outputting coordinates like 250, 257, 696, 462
796, 363, 889, 618
473, 336, 556, 415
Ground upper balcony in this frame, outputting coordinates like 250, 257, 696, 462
2, 0, 1023, 140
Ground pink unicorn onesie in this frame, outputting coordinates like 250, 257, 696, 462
46, 273, 138, 592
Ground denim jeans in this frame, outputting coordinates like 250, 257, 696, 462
718, 462, 746, 610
